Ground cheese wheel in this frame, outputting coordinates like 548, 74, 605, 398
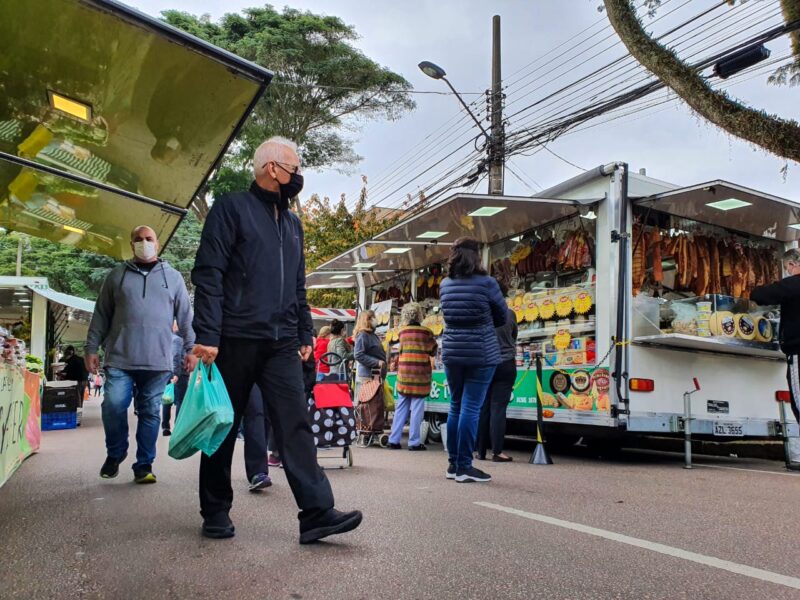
556, 295, 573, 317
755, 316, 773, 343
539, 298, 556, 320
712, 311, 736, 337
735, 314, 756, 340
524, 303, 539, 322
573, 291, 593, 314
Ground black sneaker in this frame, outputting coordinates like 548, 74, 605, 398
446, 464, 456, 480
387, 443, 402, 450
100, 454, 126, 479
202, 512, 235, 539
133, 465, 157, 484
162, 428, 171, 437
408, 444, 427, 451
299, 509, 363, 545
455, 466, 492, 483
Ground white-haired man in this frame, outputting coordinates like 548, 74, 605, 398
190, 136, 363, 541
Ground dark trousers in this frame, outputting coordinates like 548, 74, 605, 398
243, 386, 278, 481
161, 374, 189, 430
787, 355, 800, 424
477, 359, 517, 457
199, 337, 334, 521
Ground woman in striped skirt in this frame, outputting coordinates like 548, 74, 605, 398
388, 303, 438, 451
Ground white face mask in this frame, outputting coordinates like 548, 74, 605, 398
133, 240, 158, 262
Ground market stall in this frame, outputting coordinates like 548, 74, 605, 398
308, 168, 800, 445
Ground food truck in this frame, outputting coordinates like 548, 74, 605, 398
307, 163, 800, 448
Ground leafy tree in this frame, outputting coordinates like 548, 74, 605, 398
303, 176, 401, 307
0, 233, 116, 299
161, 5, 415, 218
602, 0, 800, 163
160, 211, 203, 293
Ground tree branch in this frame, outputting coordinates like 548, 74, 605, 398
604, 0, 800, 163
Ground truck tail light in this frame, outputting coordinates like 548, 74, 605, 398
776, 390, 792, 403
629, 378, 654, 392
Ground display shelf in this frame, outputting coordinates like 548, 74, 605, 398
517, 322, 596, 340
632, 333, 783, 359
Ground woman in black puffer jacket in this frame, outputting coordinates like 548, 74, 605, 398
440, 237, 507, 483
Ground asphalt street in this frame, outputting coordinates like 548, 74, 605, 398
1, 400, 798, 600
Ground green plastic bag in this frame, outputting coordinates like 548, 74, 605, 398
168, 362, 234, 460
162, 382, 175, 405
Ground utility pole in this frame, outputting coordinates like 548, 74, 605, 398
488, 14, 504, 196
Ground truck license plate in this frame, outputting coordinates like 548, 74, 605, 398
712, 422, 744, 437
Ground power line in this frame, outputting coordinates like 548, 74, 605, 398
271, 81, 484, 95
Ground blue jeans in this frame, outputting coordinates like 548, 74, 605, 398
389, 393, 427, 447
445, 364, 496, 471
102, 367, 172, 471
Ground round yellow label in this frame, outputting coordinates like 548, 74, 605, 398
553, 328, 571, 351
556, 295, 573, 317
574, 291, 593, 314
539, 299, 556, 320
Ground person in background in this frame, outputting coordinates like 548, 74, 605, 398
327, 319, 352, 380
162, 321, 194, 437
477, 280, 518, 462
314, 325, 332, 382
439, 237, 506, 483
388, 302, 437, 451
62, 346, 88, 401
242, 386, 274, 492
92, 372, 104, 398
751, 248, 800, 469
86, 225, 194, 484
353, 310, 386, 435
190, 136, 361, 542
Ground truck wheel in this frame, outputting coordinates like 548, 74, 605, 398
426, 414, 445, 443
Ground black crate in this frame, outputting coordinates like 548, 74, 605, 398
42, 385, 79, 414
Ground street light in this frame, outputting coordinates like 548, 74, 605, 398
418, 61, 491, 141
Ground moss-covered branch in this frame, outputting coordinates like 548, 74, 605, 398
604, 0, 800, 163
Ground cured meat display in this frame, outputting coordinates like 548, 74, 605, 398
634, 222, 781, 299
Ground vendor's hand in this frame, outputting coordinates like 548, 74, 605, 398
299, 345, 312, 361
378, 360, 385, 369
171, 375, 178, 384
85, 354, 100, 374
192, 344, 218, 365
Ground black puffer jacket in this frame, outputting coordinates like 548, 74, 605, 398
751, 274, 800, 355
192, 183, 313, 347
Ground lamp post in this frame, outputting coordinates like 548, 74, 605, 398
418, 16, 504, 195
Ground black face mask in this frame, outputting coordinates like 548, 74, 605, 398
279, 173, 304, 206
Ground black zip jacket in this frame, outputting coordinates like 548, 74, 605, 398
751, 274, 800, 355
191, 183, 313, 348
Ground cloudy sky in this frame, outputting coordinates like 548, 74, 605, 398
128, 0, 797, 208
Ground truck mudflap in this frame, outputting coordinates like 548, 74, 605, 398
625, 412, 799, 438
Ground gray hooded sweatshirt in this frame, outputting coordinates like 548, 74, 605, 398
86, 260, 194, 372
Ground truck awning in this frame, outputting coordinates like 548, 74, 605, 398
634, 181, 800, 243
0, 0, 272, 258
307, 192, 583, 288
28, 285, 95, 317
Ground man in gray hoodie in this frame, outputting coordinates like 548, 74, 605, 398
86, 226, 194, 484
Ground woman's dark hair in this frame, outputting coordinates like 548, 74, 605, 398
496, 279, 509, 297
447, 237, 486, 278
330, 319, 345, 336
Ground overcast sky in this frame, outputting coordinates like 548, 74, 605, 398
129, 0, 797, 207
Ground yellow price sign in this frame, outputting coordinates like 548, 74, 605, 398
553, 328, 571, 351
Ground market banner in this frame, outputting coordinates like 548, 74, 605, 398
386, 366, 611, 414
0, 367, 41, 489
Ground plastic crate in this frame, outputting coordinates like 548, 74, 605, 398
42, 411, 77, 431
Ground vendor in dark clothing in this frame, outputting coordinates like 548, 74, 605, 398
751, 248, 800, 467
62, 346, 88, 401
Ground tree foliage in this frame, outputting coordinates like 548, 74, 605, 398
161, 5, 415, 218
603, 0, 800, 164
0, 233, 116, 299
302, 176, 401, 307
